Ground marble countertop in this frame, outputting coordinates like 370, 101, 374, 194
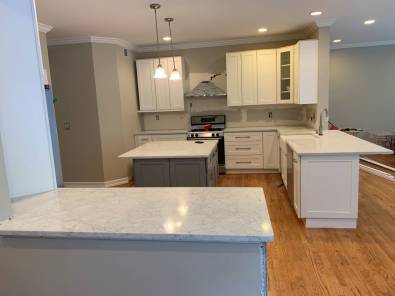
0, 188, 273, 243
286, 130, 393, 155
119, 140, 218, 159
134, 130, 187, 135
224, 126, 316, 135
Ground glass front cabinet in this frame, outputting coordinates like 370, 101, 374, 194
277, 46, 294, 104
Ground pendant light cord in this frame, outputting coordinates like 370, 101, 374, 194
168, 21, 176, 70
154, 8, 161, 65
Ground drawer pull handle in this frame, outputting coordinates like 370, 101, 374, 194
236, 161, 252, 164
235, 136, 251, 139
235, 147, 252, 150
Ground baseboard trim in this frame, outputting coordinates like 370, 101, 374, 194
225, 169, 279, 174
304, 218, 357, 229
64, 177, 130, 188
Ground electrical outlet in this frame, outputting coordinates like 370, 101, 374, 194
64, 122, 71, 130
268, 111, 273, 119
155, 114, 160, 120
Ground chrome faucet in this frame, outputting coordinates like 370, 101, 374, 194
317, 108, 329, 136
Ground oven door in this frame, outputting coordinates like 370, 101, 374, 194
187, 137, 225, 174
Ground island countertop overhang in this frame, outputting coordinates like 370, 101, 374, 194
0, 187, 273, 243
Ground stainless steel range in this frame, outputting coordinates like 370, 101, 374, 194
187, 115, 225, 173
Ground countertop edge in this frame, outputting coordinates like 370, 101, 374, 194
0, 231, 274, 243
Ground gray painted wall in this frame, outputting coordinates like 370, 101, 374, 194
0, 135, 11, 220
49, 43, 105, 182
49, 43, 141, 183
330, 45, 395, 132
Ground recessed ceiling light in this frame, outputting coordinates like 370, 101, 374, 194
332, 39, 342, 43
163, 36, 171, 41
258, 27, 268, 33
310, 11, 322, 16
364, 19, 376, 25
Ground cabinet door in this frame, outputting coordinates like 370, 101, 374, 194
136, 59, 156, 111
170, 159, 207, 187
134, 159, 170, 187
294, 40, 318, 104
293, 154, 301, 217
263, 132, 280, 169
277, 46, 294, 104
226, 52, 242, 106
257, 49, 277, 104
241, 51, 258, 105
154, 58, 171, 111
167, 56, 185, 110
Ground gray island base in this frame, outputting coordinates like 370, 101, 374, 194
0, 187, 273, 296
120, 140, 219, 187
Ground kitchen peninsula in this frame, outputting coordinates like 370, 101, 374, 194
283, 130, 392, 228
119, 140, 218, 187
0, 187, 273, 296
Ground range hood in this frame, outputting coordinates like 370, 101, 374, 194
185, 81, 226, 97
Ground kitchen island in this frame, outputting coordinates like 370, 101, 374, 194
283, 130, 392, 228
0, 187, 273, 296
120, 140, 218, 187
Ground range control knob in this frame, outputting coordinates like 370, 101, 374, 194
195, 133, 199, 137
212, 133, 215, 137
216, 133, 220, 137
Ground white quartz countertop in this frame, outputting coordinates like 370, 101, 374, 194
0, 188, 273, 243
134, 129, 187, 135
119, 140, 218, 159
286, 130, 393, 155
224, 126, 316, 135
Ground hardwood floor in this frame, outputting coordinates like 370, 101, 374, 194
218, 172, 395, 296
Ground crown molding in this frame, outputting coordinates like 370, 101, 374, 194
331, 39, 395, 50
47, 36, 135, 50
38, 23, 53, 33
135, 32, 308, 53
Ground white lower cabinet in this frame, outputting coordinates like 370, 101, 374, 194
225, 131, 280, 172
134, 133, 187, 147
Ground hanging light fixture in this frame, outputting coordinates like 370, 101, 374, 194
150, 3, 167, 79
164, 17, 181, 80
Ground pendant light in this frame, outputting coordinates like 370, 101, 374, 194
150, 3, 167, 79
164, 17, 181, 80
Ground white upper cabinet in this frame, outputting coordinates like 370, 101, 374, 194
167, 57, 185, 110
257, 49, 277, 105
226, 52, 242, 106
241, 51, 258, 105
277, 45, 294, 104
294, 40, 318, 104
154, 58, 171, 111
136, 56, 185, 112
136, 59, 156, 111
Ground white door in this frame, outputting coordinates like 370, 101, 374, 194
277, 46, 294, 104
263, 132, 280, 169
241, 51, 258, 105
167, 57, 185, 110
257, 49, 277, 104
136, 59, 156, 111
154, 58, 171, 111
226, 52, 242, 106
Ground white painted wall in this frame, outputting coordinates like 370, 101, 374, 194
0, 0, 56, 198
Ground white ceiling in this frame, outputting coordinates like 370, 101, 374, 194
36, 0, 395, 48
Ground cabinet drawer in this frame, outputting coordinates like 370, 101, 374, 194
225, 132, 262, 142
225, 142, 263, 155
151, 134, 186, 141
226, 155, 264, 169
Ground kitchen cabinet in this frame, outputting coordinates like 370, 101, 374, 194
225, 52, 242, 106
277, 46, 294, 104
241, 51, 258, 105
257, 49, 277, 104
293, 40, 318, 104
263, 132, 280, 169
136, 56, 185, 112
136, 59, 156, 111
225, 131, 279, 172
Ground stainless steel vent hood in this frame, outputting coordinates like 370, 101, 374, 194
185, 81, 226, 97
